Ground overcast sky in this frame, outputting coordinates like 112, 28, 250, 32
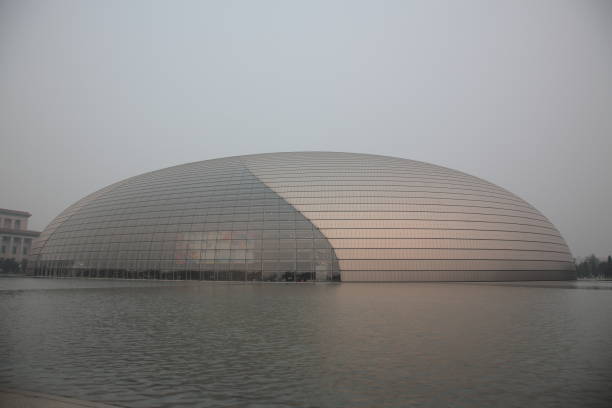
1, 0, 611, 259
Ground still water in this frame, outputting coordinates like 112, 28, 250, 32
1, 277, 611, 408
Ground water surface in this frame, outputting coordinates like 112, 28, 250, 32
1, 277, 611, 407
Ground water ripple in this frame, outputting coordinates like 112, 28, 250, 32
1, 278, 611, 407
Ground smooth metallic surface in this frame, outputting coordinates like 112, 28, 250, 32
29, 152, 575, 281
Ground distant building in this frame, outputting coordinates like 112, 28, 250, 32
0, 208, 41, 264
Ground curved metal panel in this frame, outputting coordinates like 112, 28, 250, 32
243, 152, 575, 281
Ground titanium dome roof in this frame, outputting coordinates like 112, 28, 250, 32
29, 152, 575, 281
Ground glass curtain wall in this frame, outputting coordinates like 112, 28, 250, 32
29, 160, 340, 281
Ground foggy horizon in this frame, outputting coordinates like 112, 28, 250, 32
1, 0, 611, 259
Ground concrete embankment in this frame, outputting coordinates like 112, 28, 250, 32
0, 389, 121, 408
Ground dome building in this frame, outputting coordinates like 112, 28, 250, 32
29, 152, 575, 281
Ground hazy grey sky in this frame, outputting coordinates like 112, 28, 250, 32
1, 0, 611, 259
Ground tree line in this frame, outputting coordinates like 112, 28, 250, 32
0, 258, 27, 273
575, 255, 612, 279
